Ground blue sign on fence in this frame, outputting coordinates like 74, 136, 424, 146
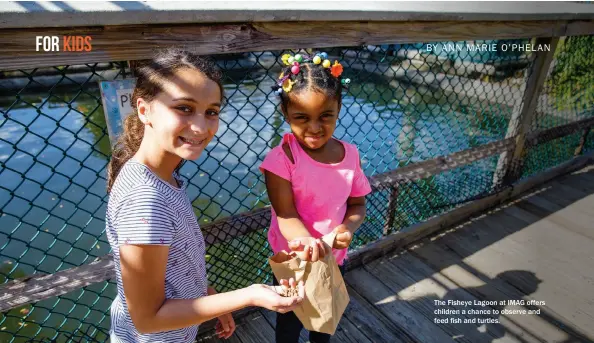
98, 79, 137, 146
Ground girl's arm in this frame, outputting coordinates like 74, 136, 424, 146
341, 196, 367, 233
333, 196, 367, 249
264, 170, 311, 241
332, 156, 370, 249
119, 244, 303, 334
264, 170, 326, 261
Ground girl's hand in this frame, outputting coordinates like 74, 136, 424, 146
207, 286, 236, 339
215, 312, 235, 339
332, 224, 353, 249
287, 237, 328, 262
249, 278, 304, 313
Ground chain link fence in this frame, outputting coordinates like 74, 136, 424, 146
1, 35, 593, 342
522, 35, 594, 178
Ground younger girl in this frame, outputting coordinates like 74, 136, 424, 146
260, 52, 372, 343
105, 49, 304, 343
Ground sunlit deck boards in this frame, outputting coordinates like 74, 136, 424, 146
198, 165, 594, 343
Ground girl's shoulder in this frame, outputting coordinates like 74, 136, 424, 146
281, 143, 295, 164
112, 161, 159, 192
264, 134, 297, 164
264, 143, 293, 163
259, 134, 297, 180
335, 138, 362, 161
108, 162, 177, 212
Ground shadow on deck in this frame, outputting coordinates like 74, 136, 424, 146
198, 166, 594, 343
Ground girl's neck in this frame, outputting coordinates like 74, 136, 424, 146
133, 136, 182, 187
297, 136, 345, 164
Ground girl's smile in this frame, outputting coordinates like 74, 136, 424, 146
179, 136, 207, 146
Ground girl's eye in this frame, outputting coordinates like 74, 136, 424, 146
175, 106, 193, 114
206, 110, 219, 117
322, 113, 334, 119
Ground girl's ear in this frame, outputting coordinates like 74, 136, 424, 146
136, 98, 150, 125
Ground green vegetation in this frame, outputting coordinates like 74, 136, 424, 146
548, 36, 594, 113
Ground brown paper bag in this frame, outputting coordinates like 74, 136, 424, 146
268, 232, 350, 335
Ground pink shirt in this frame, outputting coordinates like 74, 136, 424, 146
259, 133, 372, 265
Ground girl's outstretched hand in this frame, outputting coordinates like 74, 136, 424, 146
287, 237, 328, 262
249, 278, 305, 313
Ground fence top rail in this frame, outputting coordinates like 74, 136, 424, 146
1, 1, 594, 29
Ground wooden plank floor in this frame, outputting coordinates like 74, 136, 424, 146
198, 166, 594, 343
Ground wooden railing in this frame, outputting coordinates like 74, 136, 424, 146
1, 2, 594, 71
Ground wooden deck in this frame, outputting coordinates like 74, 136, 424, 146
197, 165, 594, 343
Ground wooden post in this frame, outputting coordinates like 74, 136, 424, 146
383, 184, 400, 236
492, 37, 559, 188
574, 128, 591, 157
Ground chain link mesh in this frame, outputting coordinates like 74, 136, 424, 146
522, 35, 594, 178
1, 36, 593, 342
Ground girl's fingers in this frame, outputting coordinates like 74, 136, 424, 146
334, 241, 346, 249
216, 323, 225, 337
337, 231, 351, 241
288, 240, 304, 251
295, 249, 310, 261
227, 322, 235, 338
276, 299, 301, 313
218, 315, 233, 338
311, 242, 319, 261
318, 239, 328, 257
276, 304, 295, 313
289, 277, 296, 288
277, 294, 303, 308
271, 285, 285, 294
297, 280, 305, 298
334, 232, 351, 249
295, 246, 307, 261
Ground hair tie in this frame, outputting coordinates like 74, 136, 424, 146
275, 51, 350, 95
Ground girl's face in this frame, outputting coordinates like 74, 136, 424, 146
283, 90, 341, 150
137, 68, 222, 161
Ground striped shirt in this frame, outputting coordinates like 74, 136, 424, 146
106, 160, 208, 343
